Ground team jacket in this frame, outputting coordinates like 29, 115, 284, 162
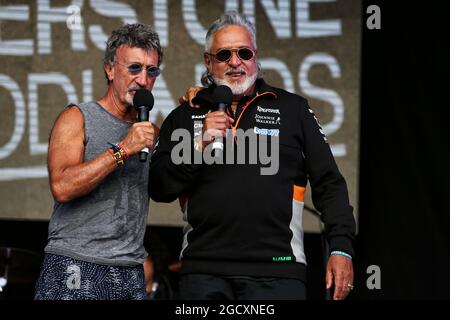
149, 79, 356, 280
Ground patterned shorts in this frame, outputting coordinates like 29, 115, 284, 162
34, 253, 147, 300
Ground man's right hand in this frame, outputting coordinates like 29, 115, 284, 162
119, 122, 159, 156
200, 111, 234, 150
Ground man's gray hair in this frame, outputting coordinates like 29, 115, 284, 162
204, 11, 257, 52
201, 11, 261, 87
103, 23, 163, 83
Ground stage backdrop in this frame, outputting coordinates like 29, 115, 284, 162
0, 0, 360, 232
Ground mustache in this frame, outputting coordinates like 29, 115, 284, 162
225, 68, 246, 75
128, 84, 144, 92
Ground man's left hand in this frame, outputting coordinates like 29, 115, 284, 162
179, 86, 203, 108
326, 254, 354, 300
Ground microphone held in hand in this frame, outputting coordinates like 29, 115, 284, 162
133, 89, 154, 162
211, 85, 233, 158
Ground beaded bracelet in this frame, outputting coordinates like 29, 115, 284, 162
330, 250, 352, 260
108, 143, 128, 166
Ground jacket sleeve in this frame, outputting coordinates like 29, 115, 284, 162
148, 107, 202, 203
298, 98, 356, 257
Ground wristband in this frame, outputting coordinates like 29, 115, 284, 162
330, 250, 352, 260
108, 143, 128, 166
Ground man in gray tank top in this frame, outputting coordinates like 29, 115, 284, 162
34, 23, 162, 300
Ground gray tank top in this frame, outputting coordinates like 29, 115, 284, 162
45, 101, 150, 266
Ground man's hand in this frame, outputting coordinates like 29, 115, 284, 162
199, 111, 234, 150
326, 255, 354, 300
179, 86, 203, 108
120, 122, 160, 156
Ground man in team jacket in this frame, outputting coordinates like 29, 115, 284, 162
149, 12, 356, 300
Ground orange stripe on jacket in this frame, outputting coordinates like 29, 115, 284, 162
293, 185, 306, 202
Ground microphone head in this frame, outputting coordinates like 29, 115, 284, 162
212, 85, 233, 106
133, 89, 154, 111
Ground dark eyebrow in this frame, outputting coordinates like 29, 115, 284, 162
124, 61, 142, 65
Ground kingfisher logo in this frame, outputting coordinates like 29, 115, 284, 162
257, 106, 280, 114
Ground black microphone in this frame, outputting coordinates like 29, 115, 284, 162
133, 89, 154, 162
211, 85, 233, 158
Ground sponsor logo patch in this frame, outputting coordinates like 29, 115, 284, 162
257, 106, 280, 114
255, 114, 281, 125
254, 127, 280, 136
192, 114, 206, 119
